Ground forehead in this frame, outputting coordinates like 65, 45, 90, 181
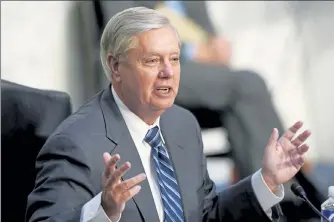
134, 27, 180, 54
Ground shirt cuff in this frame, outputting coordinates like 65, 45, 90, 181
80, 192, 121, 222
251, 169, 285, 212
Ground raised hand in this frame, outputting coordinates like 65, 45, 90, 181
261, 121, 311, 191
101, 153, 146, 220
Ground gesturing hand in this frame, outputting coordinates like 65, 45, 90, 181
101, 153, 146, 220
261, 121, 311, 192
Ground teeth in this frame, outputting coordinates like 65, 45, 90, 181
157, 88, 169, 93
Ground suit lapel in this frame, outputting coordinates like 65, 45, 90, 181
100, 85, 159, 222
114, 133, 160, 222
160, 111, 193, 222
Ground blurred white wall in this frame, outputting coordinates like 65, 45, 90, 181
1, 1, 69, 91
1, 1, 91, 110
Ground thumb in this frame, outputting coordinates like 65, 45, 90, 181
267, 128, 279, 148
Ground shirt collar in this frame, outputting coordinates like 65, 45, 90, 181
111, 85, 163, 142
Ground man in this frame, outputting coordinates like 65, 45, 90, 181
26, 7, 311, 222
92, 1, 285, 178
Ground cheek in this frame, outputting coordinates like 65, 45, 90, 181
137, 71, 157, 94
174, 67, 181, 83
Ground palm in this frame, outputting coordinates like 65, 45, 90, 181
262, 121, 311, 187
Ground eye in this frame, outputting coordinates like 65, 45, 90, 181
171, 57, 180, 63
146, 58, 159, 64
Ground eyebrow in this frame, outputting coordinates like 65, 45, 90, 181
143, 51, 180, 57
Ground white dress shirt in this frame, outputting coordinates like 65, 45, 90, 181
80, 86, 284, 222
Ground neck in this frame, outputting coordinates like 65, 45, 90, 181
113, 85, 164, 125
134, 109, 164, 126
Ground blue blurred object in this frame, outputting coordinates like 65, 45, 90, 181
165, 1, 187, 16
164, 1, 197, 61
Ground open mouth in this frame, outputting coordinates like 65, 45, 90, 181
156, 87, 171, 94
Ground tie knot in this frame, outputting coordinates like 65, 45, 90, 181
144, 126, 162, 148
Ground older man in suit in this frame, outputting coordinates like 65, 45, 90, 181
92, 0, 285, 178
26, 7, 311, 222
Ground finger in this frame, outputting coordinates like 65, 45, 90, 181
120, 185, 142, 203
297, 144, 309, 155
283, 121, 303, 140
294, 156, 305, 167
104, 153, 120, 178
107, 162, 131, 186
114, 173, 147, 193
267, 128, 279, 148
103, 152, 111, 166
291, 130, 311, 147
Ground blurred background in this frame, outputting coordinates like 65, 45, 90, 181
1, 1, 334, 221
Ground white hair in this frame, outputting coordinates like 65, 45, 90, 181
100, 6, 180, 81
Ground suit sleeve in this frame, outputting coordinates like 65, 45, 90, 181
26, 134, 95, 222
192, 117, 271, 222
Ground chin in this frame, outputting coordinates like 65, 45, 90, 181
151, 99, 175, 111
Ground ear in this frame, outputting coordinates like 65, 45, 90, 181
107, 53, 121, 82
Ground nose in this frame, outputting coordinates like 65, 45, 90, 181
158, 62, 174, 78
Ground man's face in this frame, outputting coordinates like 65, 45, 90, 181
112, 27, 181, 114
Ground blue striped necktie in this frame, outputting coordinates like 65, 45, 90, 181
144, 126, 185, 222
